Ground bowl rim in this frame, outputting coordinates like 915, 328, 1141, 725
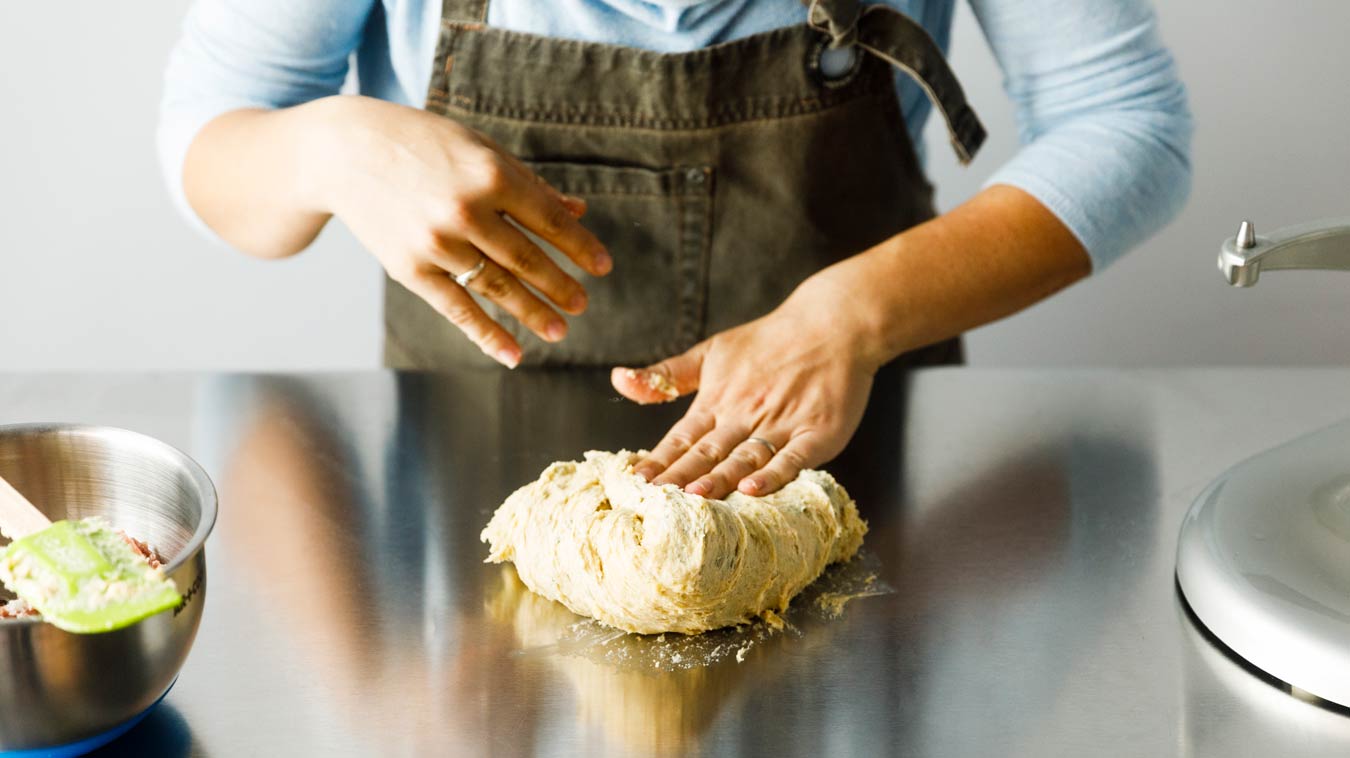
0, 421, 218, 576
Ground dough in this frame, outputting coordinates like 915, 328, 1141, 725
480, 450, 866, 634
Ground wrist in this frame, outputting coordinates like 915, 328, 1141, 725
784, 262, 899, 375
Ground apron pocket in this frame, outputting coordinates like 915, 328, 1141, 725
499, 161, 714, 368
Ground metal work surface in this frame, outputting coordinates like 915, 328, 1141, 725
6, 368, 1350, 756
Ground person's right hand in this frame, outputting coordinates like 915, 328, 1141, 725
312, 96, 612, 367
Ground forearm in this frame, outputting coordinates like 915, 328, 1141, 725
808, 184, 1091, 369
182, 100, 338, 259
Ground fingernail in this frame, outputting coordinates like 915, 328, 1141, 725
495, 347, 521, 368
686, 481, 709, 496
568, 290, 588, 314
740, 478, 761, 494
546, 319, 567, 342
634, 369, 679, 402
593, 248, 613, 275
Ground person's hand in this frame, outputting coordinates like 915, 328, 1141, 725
611, 273, 887, 499
313, 97, 612, 367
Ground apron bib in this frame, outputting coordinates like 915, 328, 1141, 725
383, 0, 985, 369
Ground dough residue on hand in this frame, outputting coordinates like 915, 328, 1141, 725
622, 369, 679, 404
480, 450, 867, 635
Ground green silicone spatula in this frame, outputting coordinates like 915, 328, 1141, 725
0, 473, 180, 633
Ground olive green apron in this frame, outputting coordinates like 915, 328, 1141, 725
383, 0, 985, 369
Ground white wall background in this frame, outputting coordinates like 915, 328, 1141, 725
2, 2, 1347, 370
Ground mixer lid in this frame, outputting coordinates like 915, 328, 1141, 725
1177, 418, 1350, 706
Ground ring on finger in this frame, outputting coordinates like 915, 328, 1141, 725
453, 256, 487, 287
744, 436, 778, 456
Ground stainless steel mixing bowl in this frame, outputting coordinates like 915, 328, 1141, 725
0, 423, 215, 752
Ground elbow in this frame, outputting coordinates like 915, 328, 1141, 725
999, 38, 1196, 271
172, 111, 330, 260
1110, 113, 1195, 268
177, 160, 326, 261
1094, 109, 1195, 269
993, 99, 1196, 273
158, 114, 310, 259
1092, 76, 1198, 261
1127, 57, 1197, 224
1140, 88, 1196, 232
222, 229, 323, 261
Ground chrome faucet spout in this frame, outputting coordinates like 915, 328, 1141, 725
1219, 218, 1350, 287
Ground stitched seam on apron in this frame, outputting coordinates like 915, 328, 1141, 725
540, 190, 692, 198
442, 20, 801, 52
673, 175, 710, 353
673, 187, 688, 355
430, 89, 886, 124
438, 90, 894, 134
692, 173, 713, 341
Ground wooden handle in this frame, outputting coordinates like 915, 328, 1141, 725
0, 475, 53, 541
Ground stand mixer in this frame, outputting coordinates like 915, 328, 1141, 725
1178, 218, 1350, 707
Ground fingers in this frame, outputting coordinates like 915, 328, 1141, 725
686, 437, 777, 499
558, 192, 588, 218
490, 148, 588, 218
739, 433, 818, 497
611, 342, 708, 405
437, 245, 570, 344
651, 421, 752, 490
640, 420, 817, 499
500, 174, 612, 277
466, 215, 589, 316
632, 410, 715, 483
403, 271, 522, 368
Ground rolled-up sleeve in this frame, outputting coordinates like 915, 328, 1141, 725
969, 0, 1193, 271
157, 0, 374, 233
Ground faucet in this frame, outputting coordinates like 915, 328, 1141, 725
1219, 218, 1350, 286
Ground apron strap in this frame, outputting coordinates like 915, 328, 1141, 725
442, 0, 489, 25
805, 1, 986, 165
807, 0, 863, 47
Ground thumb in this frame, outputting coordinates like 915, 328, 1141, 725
611, 342, 708, 405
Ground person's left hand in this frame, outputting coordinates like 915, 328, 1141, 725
611, 275, 885, 499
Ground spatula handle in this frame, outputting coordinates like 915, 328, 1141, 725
0, 475, 54, 541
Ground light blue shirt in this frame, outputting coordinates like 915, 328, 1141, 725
159, 0, 1192, 271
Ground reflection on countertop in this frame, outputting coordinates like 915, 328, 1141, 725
187, 367, 1163, 756
3, 368, 1347, 754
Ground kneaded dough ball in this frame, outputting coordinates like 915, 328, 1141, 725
480, 450, 867, 635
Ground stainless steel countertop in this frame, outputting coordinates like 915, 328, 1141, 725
6, 368, 1350, 757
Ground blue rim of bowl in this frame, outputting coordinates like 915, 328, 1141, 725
0, 423, 218, 627
0, 676, 176, 757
